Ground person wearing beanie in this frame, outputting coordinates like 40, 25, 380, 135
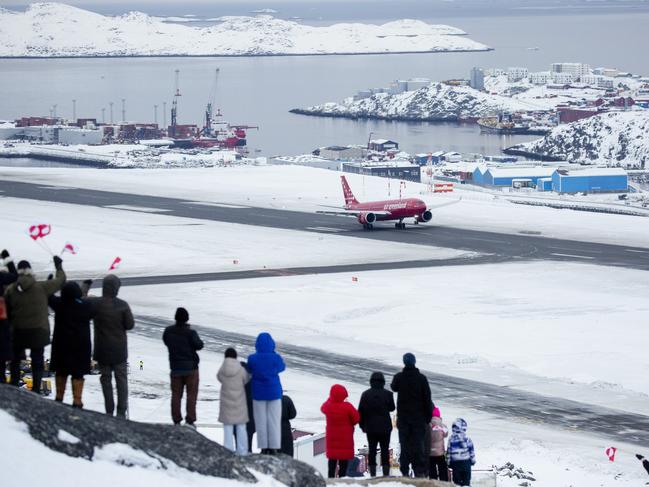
427, 407, 449, 481
162, 307, 204, 426
4, 255, 66, 393
0, 249, 18, 368
358, 371, 395, 477
390, 352, 434, 478
217, 347, 250, 454
87, 274, 134, 418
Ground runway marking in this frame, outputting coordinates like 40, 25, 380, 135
36, 185, 74, 190
104, 205, 171, 213
551, 253, 595, 260
626, 249, 649, 254
306, 226, 344, 233
183, 201, 250, 209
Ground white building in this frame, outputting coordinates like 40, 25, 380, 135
552, 72, 574, 85
580, 74, 602, 86
470, 67, 485, 90
406, 78, 431, 91
58, 127, 104, 145
598, 77, 616, 90
388, 80, 408, 95
507, 67, 529, 82
594, 67, 619, 78
529, 71, 552, 85
487, 68, 505, 77
551, 63, 591, 80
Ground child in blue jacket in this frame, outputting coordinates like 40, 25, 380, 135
447, 418, 475, 486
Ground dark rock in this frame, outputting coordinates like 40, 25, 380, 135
0, 385, 325, 486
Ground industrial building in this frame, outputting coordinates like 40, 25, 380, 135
473, 167, 556, 187
368, 139, 399, 152
551, 168, 628, 194
342, 161, 421, 182
317, 145, 365, 161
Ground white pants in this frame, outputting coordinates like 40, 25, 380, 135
253, 399, 282, 449
223, 423, 248, 456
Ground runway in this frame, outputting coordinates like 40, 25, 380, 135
135, 315, 649, 447
1, 179, 648, 271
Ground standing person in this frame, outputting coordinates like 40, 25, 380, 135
280, 394, 297, 457
0, 250, 18, 373
4, 257, 66, 393
88, 274, 134, 418
246, 332, 285, 454
240, 361, 255, 453
358, 371, 395, 477
447, 418, 476, 487
321, 384, 360, 479
390, 352, 433, 478
428, 407, 449, 481
636, 454, 649, 476
48, 281, 94, 407
217, 348, 250, 455
162, 307, 203, 427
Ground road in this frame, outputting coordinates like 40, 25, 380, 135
1, 179, 649, 271
135, 315, 649, 447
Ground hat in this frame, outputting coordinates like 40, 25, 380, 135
17, 260, 32, 275
225, 347, 237, 359
433, 407, 441, 418
403, 352, 416, 366
174, 307, 189, 323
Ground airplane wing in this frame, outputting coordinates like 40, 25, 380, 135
316, 207, 391, 218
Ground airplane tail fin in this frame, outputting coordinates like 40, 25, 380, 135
340, 175, 359, 206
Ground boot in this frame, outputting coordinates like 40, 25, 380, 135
369, 465, 377, 477
382, 465, 390, 477
71, 378, 84, 408
55, 374, 67, 402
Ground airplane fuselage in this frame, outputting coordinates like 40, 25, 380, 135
346, 198, 428, 221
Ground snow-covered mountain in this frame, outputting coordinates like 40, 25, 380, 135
292, 82, 534, 122
508, 111, 649, 168
0, 3, 490, 57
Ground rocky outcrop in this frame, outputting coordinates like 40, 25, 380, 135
0, 385, 324, 487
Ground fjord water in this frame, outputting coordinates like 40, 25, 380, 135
1, 2, 648, 160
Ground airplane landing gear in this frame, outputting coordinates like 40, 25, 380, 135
394, 221, 406, 230
363, 223, 374, 231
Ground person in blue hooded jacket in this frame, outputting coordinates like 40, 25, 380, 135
246, 332, 286, 454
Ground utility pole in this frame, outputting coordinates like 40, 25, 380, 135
109, 102, 114, 124
121, 98, 126, 123
101, 108, 106, 123
72, 99, 76, 122
163, 102, 167, 129
52, 104, 57, 118
154, 104, 158, 125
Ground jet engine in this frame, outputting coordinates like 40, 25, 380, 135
358, 212, 377, 225
417, 210, 433, 223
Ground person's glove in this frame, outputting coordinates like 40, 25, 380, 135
53, 255, 63, 270
1, 249, 9, 259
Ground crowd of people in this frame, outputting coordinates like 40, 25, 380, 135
1, 249, 478, 485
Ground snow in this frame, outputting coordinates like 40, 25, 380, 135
514, 111, 649, 168
57, 429, 81, 444
0, 196, 469, 279
1, 165, 648, 249
0, 3, 489, 57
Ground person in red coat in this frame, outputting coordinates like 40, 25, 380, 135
321, 384, 360, 478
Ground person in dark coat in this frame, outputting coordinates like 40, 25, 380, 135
358, 371, 395, 477
241, 361, 255, 452
391, 352, 433, 478
162, 307, 203, 426
321, 384, 360, 478
0, 249, 18, 369
281, 394, 297, 456
4, 256, 66, 393
88, 274, 134, 418
48, 281, 95, 407
636, 454, 649, 476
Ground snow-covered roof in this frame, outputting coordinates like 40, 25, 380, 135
370, 138, 397, 145
486, 167, 555, 178
556, 168, 628, 177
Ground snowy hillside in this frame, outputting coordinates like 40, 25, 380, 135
0, 3, 490, 57
509, 111, 649, 168
292, 82, 539, 121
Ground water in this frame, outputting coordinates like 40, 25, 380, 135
1, 4, 648, 163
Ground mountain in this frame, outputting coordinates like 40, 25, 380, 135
291, 82, 532, 122
0, 3, 490, 57
506, 111, 649, 168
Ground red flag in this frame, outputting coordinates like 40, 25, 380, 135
351, 276, 358, 282
109, 257, 121, 271
61, 242, 77, 255
29, 224, 51, 241
233, 259, 239, 264
605, 447, 617, 462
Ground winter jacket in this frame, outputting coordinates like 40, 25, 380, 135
0, 260, 18, 363
217, 357, 250, 425
429, 416, 448, 457
321, 384, 360, 460
241, 361, 255, 432
48, 282, 95, 377
247, 332, 285, 401
88, 275, 134, 365
162, 323, 203, 372
390, 364, 433, 427
358, 372, 395, 435
281, 394, 297, 456
4, 268, 66, 349
447, 418, 475, 465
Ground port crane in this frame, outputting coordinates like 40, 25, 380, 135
169, 69, 181, 137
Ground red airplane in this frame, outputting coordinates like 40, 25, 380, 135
319, 175, 457, 230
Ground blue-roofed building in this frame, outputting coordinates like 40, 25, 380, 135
551, 168, 628, 194
479, 167, 555, 187
536, 177, 553, 192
